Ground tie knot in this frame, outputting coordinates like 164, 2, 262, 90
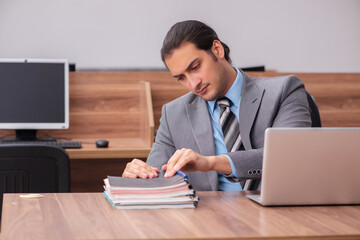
216, 97, 231, 109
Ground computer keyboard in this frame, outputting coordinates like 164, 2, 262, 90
0, 140, 82, 149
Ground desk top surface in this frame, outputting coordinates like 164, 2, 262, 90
1, 191, 360, 240
66, 137, 151, 159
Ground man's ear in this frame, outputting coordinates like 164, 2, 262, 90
211, 40, 225, 59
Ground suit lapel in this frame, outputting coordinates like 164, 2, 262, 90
239, 72, 265, 149
185, 96, 218, 190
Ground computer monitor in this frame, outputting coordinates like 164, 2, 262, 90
0, 59, 69, 141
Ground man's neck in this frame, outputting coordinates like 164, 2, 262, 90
222, 64, 238, 96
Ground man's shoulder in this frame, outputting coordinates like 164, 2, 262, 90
245, 73, 304, 91
165, 91, 199, 107
248, 73, 302, 85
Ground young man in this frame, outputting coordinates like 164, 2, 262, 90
122, 20, 312, 191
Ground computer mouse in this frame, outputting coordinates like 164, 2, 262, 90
96, 139, 109, 148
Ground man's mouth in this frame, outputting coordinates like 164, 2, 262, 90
196, 84, 209, 94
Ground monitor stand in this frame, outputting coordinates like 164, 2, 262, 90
0, 130, 56, 142
16, 130, 56, 141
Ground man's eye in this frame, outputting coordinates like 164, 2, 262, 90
178, 76, 184, 81
192, 64, 200, 70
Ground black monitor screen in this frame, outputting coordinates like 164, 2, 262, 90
0, 60, 68, 128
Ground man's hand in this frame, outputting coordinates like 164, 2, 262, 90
122, 159, 159, 179
162, 148, 232, 178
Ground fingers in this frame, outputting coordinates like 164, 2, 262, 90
122, 159, 159, 179
164, 149, 183, 177
165, 148, 197, 177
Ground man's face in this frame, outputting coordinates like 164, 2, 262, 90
164, 41, 232, 101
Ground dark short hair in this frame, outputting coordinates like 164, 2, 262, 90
161, 20, 231, 64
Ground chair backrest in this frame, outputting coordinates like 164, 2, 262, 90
306, 91, 322, 127
0, 144, 70, 218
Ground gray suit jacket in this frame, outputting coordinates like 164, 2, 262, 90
147, 71, 312, 191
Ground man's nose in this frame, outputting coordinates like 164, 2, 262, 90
188, 75, 201, 90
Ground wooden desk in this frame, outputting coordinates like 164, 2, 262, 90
2, 191, 360, 240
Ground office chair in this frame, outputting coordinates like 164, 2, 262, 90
0, 144, 70, 218
306, 91, 322, 127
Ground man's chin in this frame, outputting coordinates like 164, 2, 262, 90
196, 92, 217, 101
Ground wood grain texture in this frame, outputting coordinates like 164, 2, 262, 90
70, 158, 133, 192
0, 72, 358, 193
140, 81, 155, 147
246, 72, 360, 127
2, 191, 360, 240
53, 71, 359, 129
1, 71, 357, 140
0, 79, 155, 159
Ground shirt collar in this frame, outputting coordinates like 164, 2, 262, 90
208, 67, 243, 113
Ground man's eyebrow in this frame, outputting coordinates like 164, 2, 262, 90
172, 58, 199, 78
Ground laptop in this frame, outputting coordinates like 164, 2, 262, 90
247, 127, 360, 206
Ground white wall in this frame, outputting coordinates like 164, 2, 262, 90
0, 0, 359, 72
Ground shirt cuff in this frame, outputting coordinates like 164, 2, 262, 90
223, 154, 239, 178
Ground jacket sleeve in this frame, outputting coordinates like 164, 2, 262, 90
226, 75, 312, 182
146, 104, 175, 169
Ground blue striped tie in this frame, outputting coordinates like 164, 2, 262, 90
217, 97, 253, 190
216, 97, 242, 152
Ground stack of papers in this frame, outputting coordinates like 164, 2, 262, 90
103, 171, 199, 209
